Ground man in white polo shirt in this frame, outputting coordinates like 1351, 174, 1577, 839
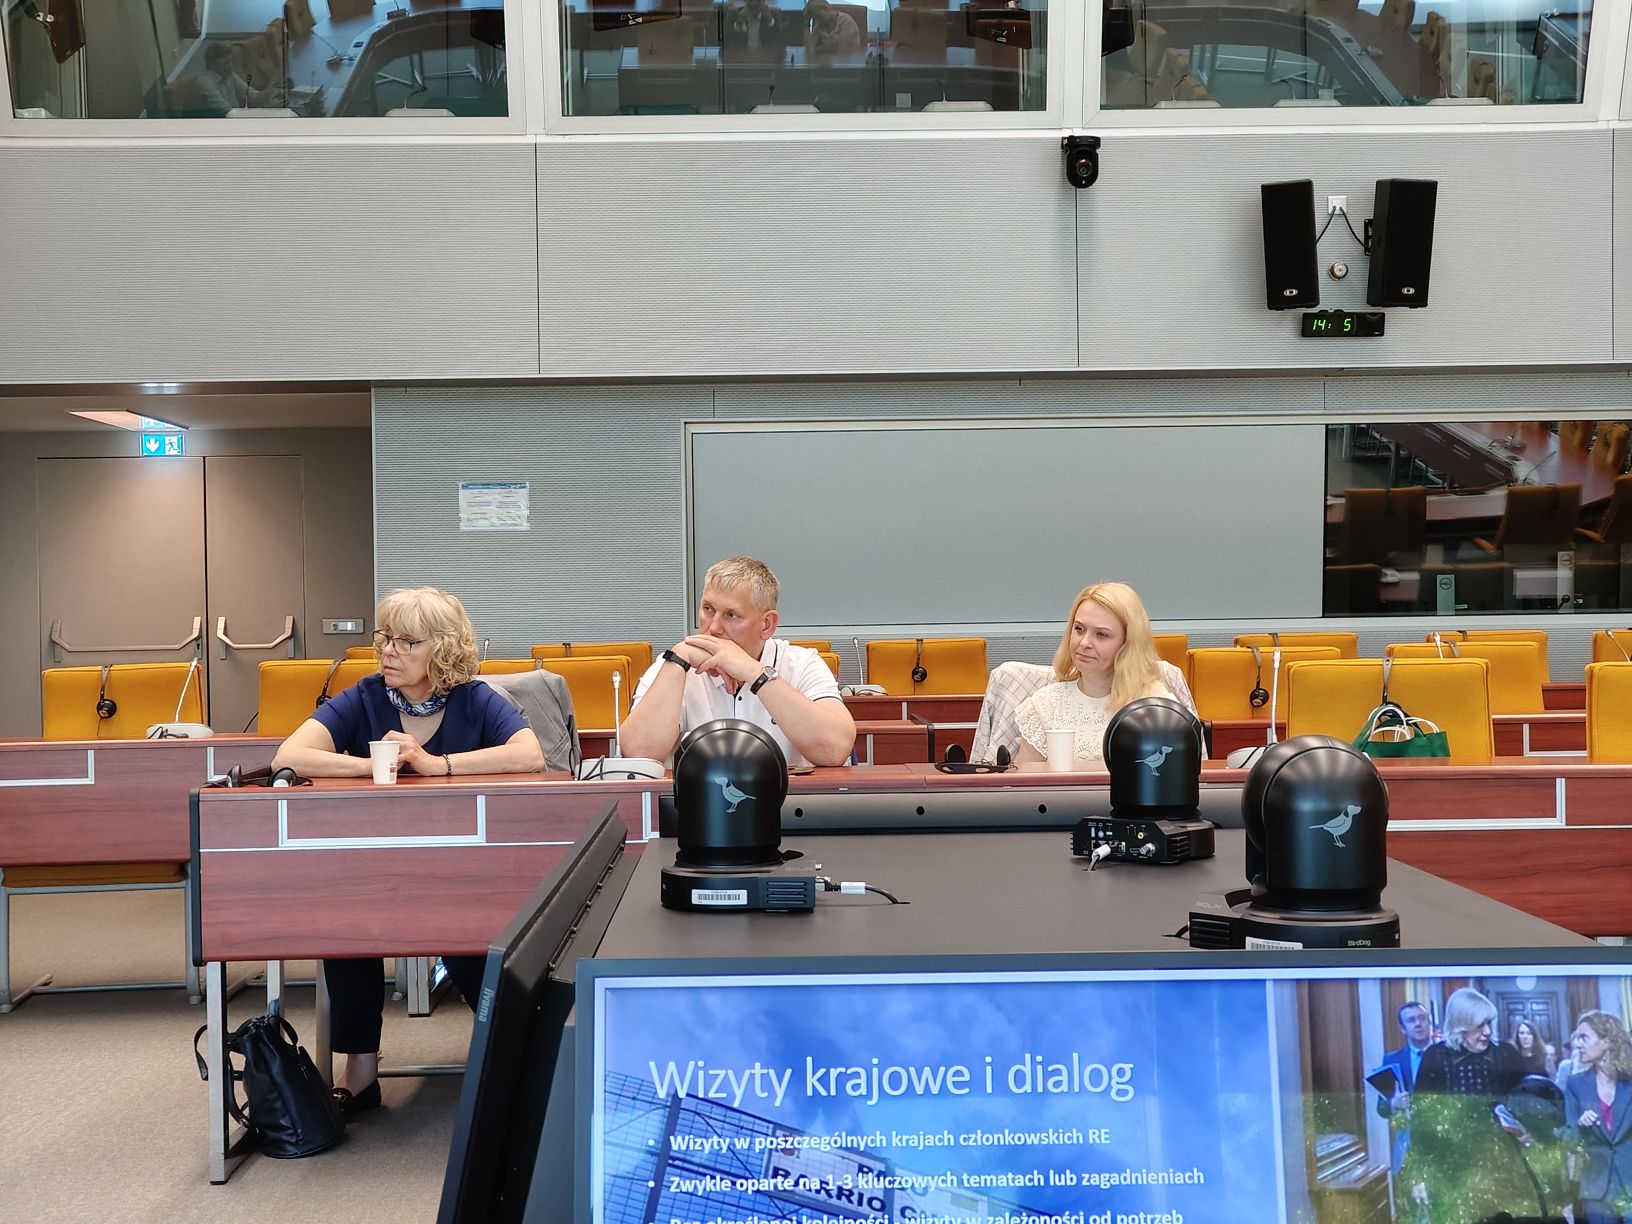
621, 556, 856, 767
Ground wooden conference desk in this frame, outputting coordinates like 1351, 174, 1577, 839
0, 735, 278, 1010
0, 736, 276, 867
192, 774, 652, 1181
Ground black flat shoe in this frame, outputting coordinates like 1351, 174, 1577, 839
331, 1080, 382, 1119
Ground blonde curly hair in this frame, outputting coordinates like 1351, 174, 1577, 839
374, 587, 478, 696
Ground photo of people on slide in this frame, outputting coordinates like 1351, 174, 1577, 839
1277, 971, 1632, 1224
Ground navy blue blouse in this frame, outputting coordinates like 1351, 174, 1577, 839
312, 674, 527, 773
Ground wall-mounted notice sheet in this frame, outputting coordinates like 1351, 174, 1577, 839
458, 481, 529, 531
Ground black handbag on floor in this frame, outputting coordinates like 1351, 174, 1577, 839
193, 1014, 345, 1157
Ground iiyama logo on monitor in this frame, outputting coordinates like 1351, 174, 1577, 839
1310, 804, 1360, 848
713, 775, 753, 813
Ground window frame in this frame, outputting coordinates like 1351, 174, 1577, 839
541, 0, 1082, 134
0, 0, 536, 135
1080, 0, 1632, 129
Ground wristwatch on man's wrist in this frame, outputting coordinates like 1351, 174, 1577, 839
749, 665, 778, 695
661, 648, 690, 672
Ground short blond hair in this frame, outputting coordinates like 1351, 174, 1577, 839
703, 557, 780, 613
1442, 987, 1497, 1051
1051, 582, 1164, 711
374, 587, 478, 696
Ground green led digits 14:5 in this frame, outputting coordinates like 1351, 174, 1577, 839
1300, 310, 1386, 338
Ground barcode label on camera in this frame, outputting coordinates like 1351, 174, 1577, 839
692, 889, 749, 907
1244, 935, 1304, 950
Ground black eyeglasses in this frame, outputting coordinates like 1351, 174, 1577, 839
372, 630, 427, 652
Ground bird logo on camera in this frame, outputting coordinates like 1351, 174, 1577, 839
1310, 804, 1361, 848
713, 775, 754, 813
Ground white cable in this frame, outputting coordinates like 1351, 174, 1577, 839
171, 656, 200, 724
1267, 645, 1282, 746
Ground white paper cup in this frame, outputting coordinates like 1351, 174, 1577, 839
1045, 728, 1077, 772
369, 739, 401, 784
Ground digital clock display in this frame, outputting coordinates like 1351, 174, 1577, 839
1301, 310, 1386, 338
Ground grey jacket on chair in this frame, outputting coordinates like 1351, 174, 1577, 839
476, 670, 580, 772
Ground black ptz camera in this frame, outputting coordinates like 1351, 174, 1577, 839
1062, 135, 1101, 189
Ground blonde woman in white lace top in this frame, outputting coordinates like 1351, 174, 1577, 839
1014, 582, 1196, 765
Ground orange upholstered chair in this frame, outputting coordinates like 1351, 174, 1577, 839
537, 655, 634, 730
41, 662, 205, 740
865, 638, 988, 695
1586, 663, 1632, 762
532, 642, 654, 672
1186, 646, 1341, 722
1234, 632, 1360, 658
1152, 634, 1188, 672
1387, 640, 1545, 714
1284, 657, 1494, 763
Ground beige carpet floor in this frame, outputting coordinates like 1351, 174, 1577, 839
0, 888, 479, 1223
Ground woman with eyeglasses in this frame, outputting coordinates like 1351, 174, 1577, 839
271, 586, 543, 1118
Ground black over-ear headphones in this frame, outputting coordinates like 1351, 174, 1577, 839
316, 659, 344, 707
96, 664, 118, 720
1248, 646, 1269, 709
935, 743, 1012, 774
911, 638, 928, 684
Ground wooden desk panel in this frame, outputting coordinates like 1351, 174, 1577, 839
842, 694, 982, 721
1388, 828, 1632, 935
1493, 712, 1585, 755
0, 736, 276, 865
1545, 682, 1586, 711
194, 779, 635, 962
200, 845, 572, 961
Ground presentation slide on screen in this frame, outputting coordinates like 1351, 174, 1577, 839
589, 964, 1632, 1224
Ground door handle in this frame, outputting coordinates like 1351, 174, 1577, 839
50, 616, 203, 664
216, 616, 296, 660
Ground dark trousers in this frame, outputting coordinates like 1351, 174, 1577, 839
323, 955, 486, 1054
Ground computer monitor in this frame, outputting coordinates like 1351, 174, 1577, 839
436, 802, 632, 1224
576, 947, 1630, 1223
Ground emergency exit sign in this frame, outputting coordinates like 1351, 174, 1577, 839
139, 433, 184, 457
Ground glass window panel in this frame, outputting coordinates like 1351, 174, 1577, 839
4, 0, 507, 119
1323, 420, 1632, 617
1101, 0, 1593, 110
559, 0, 1046, 116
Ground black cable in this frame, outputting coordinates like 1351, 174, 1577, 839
242, 712, 258, 733
1340, 209, 1370, 254
817, 877, 907, 904
1315, 210, 1336, 242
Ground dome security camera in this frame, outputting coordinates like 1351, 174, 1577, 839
1062, 135, 1101, 189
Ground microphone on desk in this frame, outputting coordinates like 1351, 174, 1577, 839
146, 656, 213, 739
573, 668, 661, 780
480, 636, 490, 662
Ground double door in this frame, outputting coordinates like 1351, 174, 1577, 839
38, 455, 307, 736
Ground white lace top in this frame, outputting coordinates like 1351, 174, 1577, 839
1014, 672, 1188, 763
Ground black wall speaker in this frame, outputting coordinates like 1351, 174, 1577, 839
1260, 180, 1319, 310
1367, 178, 1437, 308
